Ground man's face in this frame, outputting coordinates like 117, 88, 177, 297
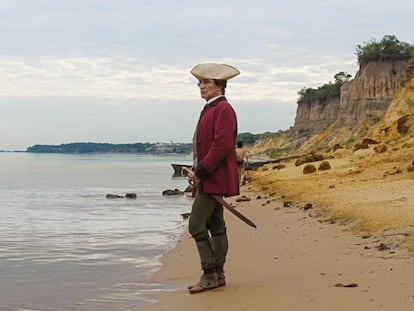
198, 79, 222, 101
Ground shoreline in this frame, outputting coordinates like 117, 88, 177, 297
140, 147, 414, 310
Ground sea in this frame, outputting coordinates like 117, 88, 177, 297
0, 152, 193, 311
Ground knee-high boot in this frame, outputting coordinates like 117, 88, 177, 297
188, 237, 218, 294
211, 231, 228, 286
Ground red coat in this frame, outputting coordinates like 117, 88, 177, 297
194, 96, 239, 196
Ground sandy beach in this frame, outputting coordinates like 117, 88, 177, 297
141, 144, 414, 311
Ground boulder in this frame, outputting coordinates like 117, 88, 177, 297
272, 164, 286, 170
303, 164, 316, 174
302, 203, 313, 211
295, 152, 325, 166
353, 143, 369, 151
361, 138, 379, 145
318, 161, 331, 171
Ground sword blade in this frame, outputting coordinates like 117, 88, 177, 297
181, 167, 257, 228
212, 195, 257, 229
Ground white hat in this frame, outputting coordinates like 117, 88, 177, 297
191, 63, 240, 80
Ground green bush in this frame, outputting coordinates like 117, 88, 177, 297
356, 35, 414, 65
297, 72, 351, 104
237, 132, 261, 146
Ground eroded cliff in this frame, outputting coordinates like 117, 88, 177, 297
251, 59, 414, 156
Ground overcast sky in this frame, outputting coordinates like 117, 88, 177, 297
0, 0, 413, 150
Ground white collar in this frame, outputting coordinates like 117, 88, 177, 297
206, 95, 224, 105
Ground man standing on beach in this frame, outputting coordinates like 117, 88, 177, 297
186, 63, 240, 294
236, 140, 248, 185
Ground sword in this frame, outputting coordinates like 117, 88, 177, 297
211, 194, 257, 228
182, 167, 257, 229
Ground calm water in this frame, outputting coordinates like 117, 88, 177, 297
0, 152, 192, 310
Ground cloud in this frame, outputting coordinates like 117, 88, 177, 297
0, 56, 188, 98
0, 53, 358, 103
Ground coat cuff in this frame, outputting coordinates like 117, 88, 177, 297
195, 163, 212, 180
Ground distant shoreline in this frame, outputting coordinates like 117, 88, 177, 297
23, 142, 193, 155
0, 150, 192, 155
0, 150, 26, 153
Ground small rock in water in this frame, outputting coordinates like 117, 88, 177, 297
106, 194, 124, 199
181, 212, 191, 220
125, 193, 137, 199
162, 188, 184, 196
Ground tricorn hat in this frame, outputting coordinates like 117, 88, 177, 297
191, 63, 240, 80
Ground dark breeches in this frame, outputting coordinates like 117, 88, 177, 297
189, 191, 226, 240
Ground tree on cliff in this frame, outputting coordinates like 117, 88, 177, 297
356, 35, 414, 66
297, 72, 352, 104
